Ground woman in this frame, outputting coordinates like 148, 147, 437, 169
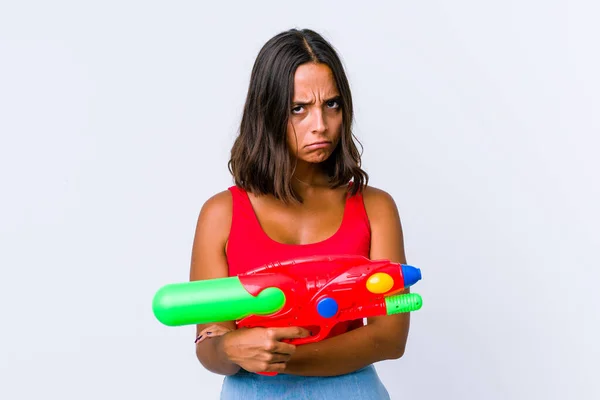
190, 28, 411, 399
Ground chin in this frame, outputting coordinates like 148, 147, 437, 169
303, 151, 332, 164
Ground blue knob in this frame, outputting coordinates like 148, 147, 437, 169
401, 264, 422, 287
317, 297, 338, 318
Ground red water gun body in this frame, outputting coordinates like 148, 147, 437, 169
236, 254, 422, 345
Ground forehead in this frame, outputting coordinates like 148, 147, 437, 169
292, 63, 338, 97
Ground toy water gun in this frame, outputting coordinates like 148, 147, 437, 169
152, 254, 423, 346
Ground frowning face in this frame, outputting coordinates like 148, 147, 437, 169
286, 62, 343, 164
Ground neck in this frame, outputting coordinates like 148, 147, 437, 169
291, 161, 328, 187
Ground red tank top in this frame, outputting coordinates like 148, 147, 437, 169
225, 184, 371, 337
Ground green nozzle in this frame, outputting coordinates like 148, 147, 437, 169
385, 293, 423, 315
152, 277, 286, 326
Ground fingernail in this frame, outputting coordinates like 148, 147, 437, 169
206, 332, 212, 335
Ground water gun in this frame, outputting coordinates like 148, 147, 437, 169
152, 254, 423, 346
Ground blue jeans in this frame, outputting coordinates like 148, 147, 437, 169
220, 365, 390, 400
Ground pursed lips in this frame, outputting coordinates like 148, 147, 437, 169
304, 140, 331, 148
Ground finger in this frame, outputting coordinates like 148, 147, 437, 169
260, 351, 293, 364
264, 361, 287, 373
270, 340, 297, 355
206, 326, 231, 336
195, 325, 217, 343
267, 326, 311, 341
195, 330, 212, 344
195, 324, 232, 343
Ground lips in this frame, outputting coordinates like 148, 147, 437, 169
305, 141, 331, 148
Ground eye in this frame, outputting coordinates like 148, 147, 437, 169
291, 105, 304, 114
326, 99, 340, 109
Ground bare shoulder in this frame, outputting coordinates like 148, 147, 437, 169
361, 185, 401, 222
190, 189, 233, 281
195, 189, 233, 241
361, 185, 406, 263
199, 189, 233, 218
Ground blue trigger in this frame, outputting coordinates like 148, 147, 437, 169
317, 297, 338, 318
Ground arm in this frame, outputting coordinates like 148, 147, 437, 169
190, 191, 310, 375
283, 187, 410, 376
189, 191, 240, 376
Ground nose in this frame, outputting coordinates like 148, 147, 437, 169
310, 109, 327, 134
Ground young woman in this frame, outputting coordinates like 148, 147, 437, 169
190, 28, 411, 399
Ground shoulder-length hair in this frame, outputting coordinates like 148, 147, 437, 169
228, 28, 368, 203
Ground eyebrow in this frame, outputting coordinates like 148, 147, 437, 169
292, 95, 341, 106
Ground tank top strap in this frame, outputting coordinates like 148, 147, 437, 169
228, 185, 248, 206
227, 185, 263, 237
343, 185, 371, 235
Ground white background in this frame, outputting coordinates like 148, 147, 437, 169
1, 1, 598, 399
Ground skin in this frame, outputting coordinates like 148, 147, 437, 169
191, 62, 411, 377
286, 62, 343, 178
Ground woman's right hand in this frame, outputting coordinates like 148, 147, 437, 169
220, 326, 311, 374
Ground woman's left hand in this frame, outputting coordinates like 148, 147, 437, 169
195, 324, 234, 344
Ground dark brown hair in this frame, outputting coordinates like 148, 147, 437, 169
228, 28, 368, 203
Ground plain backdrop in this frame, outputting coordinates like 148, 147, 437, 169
1, 1, 598, 399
